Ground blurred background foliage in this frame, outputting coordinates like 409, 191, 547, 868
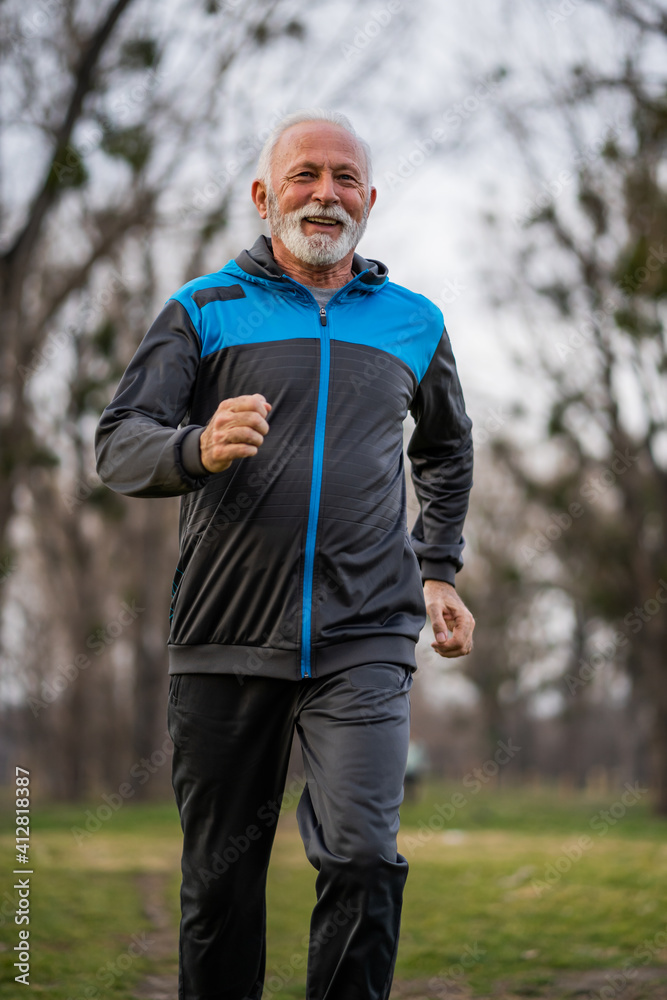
0, 0, 665, 815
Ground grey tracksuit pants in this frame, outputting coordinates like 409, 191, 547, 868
167, 662, 413, 1000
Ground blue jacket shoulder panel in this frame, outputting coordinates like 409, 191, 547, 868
331, 281, 444, 386
170, 261, 315, 358
168, 261, 443, 380
168, 263, 242, 340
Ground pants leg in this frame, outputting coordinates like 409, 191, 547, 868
295, 663, 412, 1000
168, 673, 298, 1000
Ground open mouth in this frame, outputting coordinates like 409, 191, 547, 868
302, 216, 341, 229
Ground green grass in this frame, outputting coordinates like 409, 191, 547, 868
397, 831, 667, 992
399, 779, 667, 839
0, 865, 152, 998
0, 807, 178, 999
1, 785, 666, 998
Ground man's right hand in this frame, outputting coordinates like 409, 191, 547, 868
199, 394, 272, 473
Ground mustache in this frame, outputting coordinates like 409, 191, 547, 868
288, 204, 353, 227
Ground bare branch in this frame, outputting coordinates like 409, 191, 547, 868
3, 0, 135, 278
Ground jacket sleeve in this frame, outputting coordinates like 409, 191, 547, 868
407, 326, 473, 585
94, 299, 211, 498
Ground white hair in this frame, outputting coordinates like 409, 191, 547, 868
256, 108, 373, 187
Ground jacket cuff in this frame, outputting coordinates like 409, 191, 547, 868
420, 560, 458, 586
178, 426, 209, 478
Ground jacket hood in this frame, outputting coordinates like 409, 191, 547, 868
235, 234, 388, 287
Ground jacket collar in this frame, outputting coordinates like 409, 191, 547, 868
235, 235, 388, 288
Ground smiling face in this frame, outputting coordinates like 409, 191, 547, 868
252, 121, 377, 269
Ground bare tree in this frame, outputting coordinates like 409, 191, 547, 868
479, 0, 667, 809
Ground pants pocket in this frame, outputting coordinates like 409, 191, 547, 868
167, 677, 187, 749
345, 663, 411, 691
168, 673, 183, 705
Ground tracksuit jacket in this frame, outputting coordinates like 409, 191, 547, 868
95, 236, 473, 681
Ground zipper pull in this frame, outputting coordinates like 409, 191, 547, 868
320, 307, 327, 327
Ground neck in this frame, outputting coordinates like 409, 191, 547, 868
270, 236, 355, 288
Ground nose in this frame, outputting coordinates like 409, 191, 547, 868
311, 170, 339, 205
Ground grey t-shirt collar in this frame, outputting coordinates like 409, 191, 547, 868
305, 285, 337, 309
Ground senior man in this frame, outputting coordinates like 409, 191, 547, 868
96, 108, 474, 1000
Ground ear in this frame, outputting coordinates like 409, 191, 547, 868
367, 186, 378, 213
252, 179, 268, 219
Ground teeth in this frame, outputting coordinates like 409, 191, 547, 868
305, 217, 337, 225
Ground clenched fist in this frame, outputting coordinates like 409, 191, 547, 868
424, 579, 475, 658
199, 394, 272, 473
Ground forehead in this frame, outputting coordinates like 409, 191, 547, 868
272, 122, 366, 178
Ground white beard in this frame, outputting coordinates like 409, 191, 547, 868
266, 188, 369, 266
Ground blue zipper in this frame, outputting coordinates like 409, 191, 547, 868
300, 302, 330, 678
281, 271, 370, 679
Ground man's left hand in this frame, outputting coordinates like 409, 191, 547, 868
423, 579, 475, 658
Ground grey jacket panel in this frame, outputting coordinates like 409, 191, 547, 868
95, 300, 210, 497
408, 329, 473, 584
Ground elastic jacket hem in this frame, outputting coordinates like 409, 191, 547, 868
167, 635, 417, 680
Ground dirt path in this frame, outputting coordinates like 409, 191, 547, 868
132, 873, 179, 1000
391, 968, 667, 999
390, 980, 471, 998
